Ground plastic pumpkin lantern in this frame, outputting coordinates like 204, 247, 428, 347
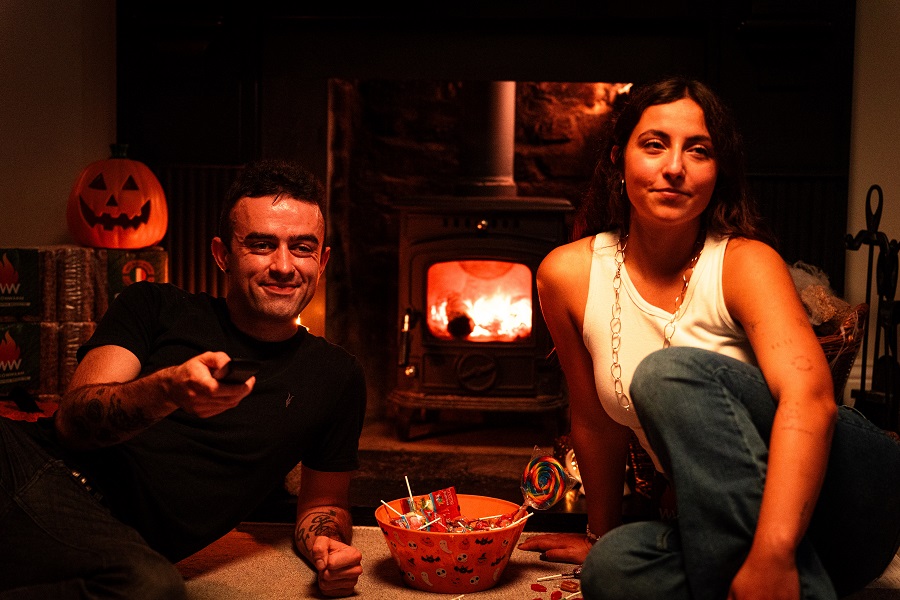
67, 144, 168, 249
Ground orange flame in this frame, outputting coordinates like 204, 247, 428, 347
426, 260, 532, 342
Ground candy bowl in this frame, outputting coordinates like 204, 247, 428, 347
375, 494, 527, 594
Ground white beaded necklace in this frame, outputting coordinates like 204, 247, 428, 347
610, 233, 705, 411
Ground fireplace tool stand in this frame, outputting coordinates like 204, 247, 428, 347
846, 184, 900, 432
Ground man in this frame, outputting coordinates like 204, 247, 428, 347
0, 160, 366, 598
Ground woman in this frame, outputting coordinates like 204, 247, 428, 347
518, 77, 900, 599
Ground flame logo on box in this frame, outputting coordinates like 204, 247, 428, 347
0, 331, 23, 371
0, 254, 21, 295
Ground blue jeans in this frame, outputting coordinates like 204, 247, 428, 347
0, 418, 186, 599
581, 348, 900, 600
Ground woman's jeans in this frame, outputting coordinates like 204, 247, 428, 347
0, 418, 186, 599
581, 348, 900, 600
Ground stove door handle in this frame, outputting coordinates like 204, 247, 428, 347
398, 308, 416, 367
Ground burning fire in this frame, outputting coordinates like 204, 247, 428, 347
426, 260, 532, 342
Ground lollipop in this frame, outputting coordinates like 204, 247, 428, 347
520, 447, 574, 510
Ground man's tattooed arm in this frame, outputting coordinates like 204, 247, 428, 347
57, 384, 161, 448
56, 348, 245, 451
294, 507, 354, 562
56, 370, 180, 451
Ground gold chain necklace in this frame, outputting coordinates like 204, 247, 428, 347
610, 233, 705, 411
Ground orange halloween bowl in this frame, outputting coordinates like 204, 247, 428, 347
375, 494, 527, 594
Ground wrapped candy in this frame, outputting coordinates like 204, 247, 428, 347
400, 486, 461, 520
386, 483, 528, 532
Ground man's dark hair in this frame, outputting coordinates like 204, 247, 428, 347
217, 159, 327, 248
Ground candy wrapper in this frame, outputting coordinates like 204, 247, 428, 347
520, 446, 577, 510
399, 486, 461, 520
395, 486, 460, 532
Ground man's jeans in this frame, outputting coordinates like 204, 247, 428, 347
0, 418, 186, 599
581, 348, 900, 600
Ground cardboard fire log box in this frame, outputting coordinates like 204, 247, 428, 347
0, 248, 57, 323
0, 245, 168, 409
0, 321, 59, 398
94, 247, 169, 318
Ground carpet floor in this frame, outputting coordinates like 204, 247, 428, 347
179, 523, 582, 600
177, 522, 900, 599
235, 417, 900, 598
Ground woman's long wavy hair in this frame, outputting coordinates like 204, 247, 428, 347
572, 77, 775, 246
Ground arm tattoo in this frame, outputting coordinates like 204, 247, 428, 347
768, 335, 792, 352
789, 355, 813, 372
296, 508, 348, 553
776, 401, 814, 436
66, 385, 156, 445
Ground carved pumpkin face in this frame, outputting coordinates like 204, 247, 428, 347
67, 154, 168, 249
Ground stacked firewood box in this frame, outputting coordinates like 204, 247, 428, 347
0, 246, 167, 417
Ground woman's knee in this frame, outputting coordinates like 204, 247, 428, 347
581, 522, 687, 600
632, 347, 708, 393
630, 348, 707, 424
581, 527, 631, 600
631, 348, 765, 419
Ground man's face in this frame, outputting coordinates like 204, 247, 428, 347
212, 195, 329, 340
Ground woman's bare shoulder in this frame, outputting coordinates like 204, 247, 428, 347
724, 236, 780, 261
538, 236, 595, 285
723, 237, 787, 281
723, 236, 799, 322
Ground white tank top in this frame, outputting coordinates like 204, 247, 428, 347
582, 231, 756, 471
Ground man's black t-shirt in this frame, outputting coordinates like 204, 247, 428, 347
61, 282, 367, 561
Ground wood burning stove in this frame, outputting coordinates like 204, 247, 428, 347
388, 81, 574, 439
390, 194, 572, 440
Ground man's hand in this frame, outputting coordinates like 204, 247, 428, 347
294, 469, 359, 596
310, 536, 362, 597
169, 351, 255, 418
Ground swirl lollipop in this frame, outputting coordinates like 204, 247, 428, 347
520, 448, 574, 510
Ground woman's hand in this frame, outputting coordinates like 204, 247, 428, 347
517, 532, 593, 565
728, 547, 800, 600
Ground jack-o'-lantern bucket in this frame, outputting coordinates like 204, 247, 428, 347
375, 494, 527, 594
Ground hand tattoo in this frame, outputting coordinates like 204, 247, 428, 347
296, 508, 347, 553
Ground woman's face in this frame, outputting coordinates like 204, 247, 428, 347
621, 97, 718, 230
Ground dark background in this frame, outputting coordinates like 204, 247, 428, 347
116, 3, 855, 168
114, 1, 858, 419
116, 1, 855, 269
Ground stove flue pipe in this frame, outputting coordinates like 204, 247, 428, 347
455, 81, 518, 197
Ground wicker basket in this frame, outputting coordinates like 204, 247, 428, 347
818, 303, 868, 401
